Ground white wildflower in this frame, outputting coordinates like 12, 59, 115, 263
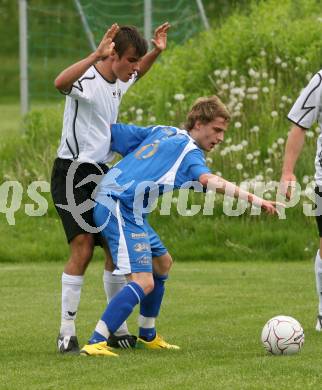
136, 108, 143, 115
136, 115, 143, 121
262, 72, 268, 79
260, 49, 266, 57
262, 87, 269, 93
266, 168, 273, 174
275, 57, 282, 64
271, 111, 278, 118
165, 102, 172, 108
216, 171, 222, 176
236, 163, 243, 170
253, 150, 261, 157
279, 103, 285, 109
149, 116, 156, 122
264, 158, 271, 164
231, 70, 237, 76
246, 153, 253, 160
281, 95, 288, 102
250, 126, 259, 133
252, 158, 258, 165
269, 78, 276, 85
234, 122, 242, 128
174, 93, 185, 101
302, 175, 309, 184
241, 140, 248, 147
281, 62, 288, 68
206, 157, 213, 164
277, 138, 285, 145
306, 131, 314, 138
214, 70, 221, 76
306, 73, 313, 81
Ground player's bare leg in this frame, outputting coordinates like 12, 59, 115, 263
58, 233, 94, 353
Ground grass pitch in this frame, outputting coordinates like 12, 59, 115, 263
1, 261, 322, 389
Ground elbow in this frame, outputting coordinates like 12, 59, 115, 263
54, 77, 62, 90
199, 173, 211, 187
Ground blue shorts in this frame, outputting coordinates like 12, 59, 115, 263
94, 199, 167, 275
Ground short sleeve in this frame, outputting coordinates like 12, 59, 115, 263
111, 123, 154, 156
288, 72, 322, 129
178, 149, 211, 183
60, 72, 96, 101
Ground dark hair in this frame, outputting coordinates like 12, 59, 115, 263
185, 96, 231, 131
114, 26, 148, 58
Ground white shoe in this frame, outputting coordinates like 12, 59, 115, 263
316, 315, 322, 331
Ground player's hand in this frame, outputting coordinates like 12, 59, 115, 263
261, 200, 285, 215
96, 23, 120, 60
279, 173, 297, 200
151, 22, 170, 52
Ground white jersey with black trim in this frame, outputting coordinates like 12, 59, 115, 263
57, 65, 136, 164
287, 70, 322, 184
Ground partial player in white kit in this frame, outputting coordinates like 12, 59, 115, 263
280, 70, 322, 330
51, 22, 170, 353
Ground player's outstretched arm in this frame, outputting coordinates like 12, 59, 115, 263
199, 173, 282, 215
279, 125, 306, 199
54, 24, 119, 93
137, 22, 170, 79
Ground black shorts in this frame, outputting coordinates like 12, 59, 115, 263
315, 186, 322, 237
51, 158, 109, 245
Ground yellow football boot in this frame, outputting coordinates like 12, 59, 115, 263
136, 334, 180, 350
80, 341, 119, 357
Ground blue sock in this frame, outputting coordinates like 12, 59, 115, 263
139, 274, 167, 341
90, 282, 145, 343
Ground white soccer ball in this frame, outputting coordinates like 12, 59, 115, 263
261, 315, 304, 355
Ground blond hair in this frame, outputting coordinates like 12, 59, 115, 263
185, 96, 230, 131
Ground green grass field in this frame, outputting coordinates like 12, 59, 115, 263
1, 261, 322, 389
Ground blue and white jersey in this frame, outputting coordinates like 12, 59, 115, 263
95, 123, 211, 208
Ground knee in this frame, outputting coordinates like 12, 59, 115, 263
155, 253, 173, 275
132, 274, 154, 295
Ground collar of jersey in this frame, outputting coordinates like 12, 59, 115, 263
93, 65, 117, 84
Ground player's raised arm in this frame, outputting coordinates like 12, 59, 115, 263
199, 173, 281, 215
137, 22, 170, 79
54, 24, 120, 92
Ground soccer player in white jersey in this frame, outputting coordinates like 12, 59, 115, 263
51, 22, 170, 353
78, 96, 280, 356
280, 69, 322, 330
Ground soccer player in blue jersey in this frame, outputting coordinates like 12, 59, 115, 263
80, 96, 280, 356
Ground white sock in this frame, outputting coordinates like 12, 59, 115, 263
103, 270, 129, 336
315, 250, 322, 315
138, 314, 156, 329
94, 319, 110, 340
60, 272, 83, 337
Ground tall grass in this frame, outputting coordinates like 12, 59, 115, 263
1, 0, 321, 262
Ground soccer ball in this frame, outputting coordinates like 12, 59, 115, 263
261, 315, 304, 355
